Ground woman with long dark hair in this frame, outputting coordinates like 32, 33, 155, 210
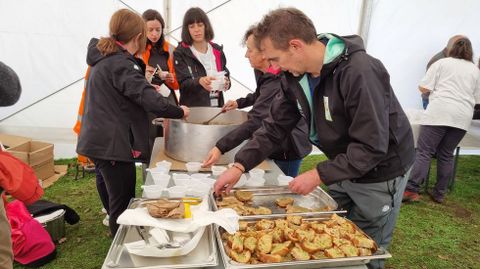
174, 7, 230, 107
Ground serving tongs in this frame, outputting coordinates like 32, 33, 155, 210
135, 226, 188, 249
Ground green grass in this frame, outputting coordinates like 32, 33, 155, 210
13, 155, 480, 268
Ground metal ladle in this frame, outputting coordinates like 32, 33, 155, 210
202, 110, 224, 125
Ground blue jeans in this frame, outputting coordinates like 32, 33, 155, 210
273, 159, 302, 177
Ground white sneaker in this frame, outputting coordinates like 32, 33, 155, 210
102, 215, 109, 227
101, 208, 107, 214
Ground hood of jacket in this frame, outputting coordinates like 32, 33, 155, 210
86, 38, 105, 66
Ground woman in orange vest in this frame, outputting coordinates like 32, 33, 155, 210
141, 9, 180, 151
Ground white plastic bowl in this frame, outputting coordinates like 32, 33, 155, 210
148, 166, 169, 174
142, 185, 164, 199
245, 176, 265, 187
150, 172, 171, 188
187, 183, 211, 197
249, 168, 265, 179
277, 175, 294, 186
155, 160, 172, 173
167, 186, 188, 198
190, 173, 211, 179
185, 162, 202, 173
234, 174, 248, 188
172, 173, 190, 180
197, 177, 216, 187
173, 177, 191, 187
211, 166, 227, 176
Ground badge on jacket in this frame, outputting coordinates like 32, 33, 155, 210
324, 96, 332, 121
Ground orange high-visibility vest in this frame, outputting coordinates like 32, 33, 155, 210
73, 67, 91, 164
142, 40, 179, 90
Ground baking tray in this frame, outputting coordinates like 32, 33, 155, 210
212, 186, 345, 218
102, 198, 218, 269
214, 214, 391, 269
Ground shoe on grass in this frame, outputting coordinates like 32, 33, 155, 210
402, 191, 420, 202
102, 215, 109, 227
429, 193, 444, 204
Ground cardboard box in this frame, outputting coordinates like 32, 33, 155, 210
8, 141, 54, 166
32, 158, 55, 180
0, 133, 32, 150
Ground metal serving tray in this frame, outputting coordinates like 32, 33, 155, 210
102, 198, 218, 269
214, 214, 392, 269
212, 186, 344, 218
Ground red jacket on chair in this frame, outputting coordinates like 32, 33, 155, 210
0, 151, 43, 205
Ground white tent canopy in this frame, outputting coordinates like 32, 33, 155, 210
1, 0, 479, 158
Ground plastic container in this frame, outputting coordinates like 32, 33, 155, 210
196, 177, 216, 187
167, 186, 188, 198
249, 168, 265, 179
245, 176, 265, 187
151, 172, 171, 188
210, 71, 226, 92
234, 174, 248, 188
211, 165, 227, 176
148, 166, 169, 174
142, 185, 164, 199
155, 160, 172, 173
277, 175, 294, 186
185, 162, 202, 173
191, 173, 211, 179
187, 183, 211, 197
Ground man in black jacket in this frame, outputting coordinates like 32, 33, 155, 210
214, 8, 414, 269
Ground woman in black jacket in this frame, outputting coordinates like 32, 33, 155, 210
202, 27, 311, 176
174, 7, 230, 107
77, 9, 189, 235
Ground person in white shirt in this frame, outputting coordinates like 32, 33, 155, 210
403, 37, 480, 203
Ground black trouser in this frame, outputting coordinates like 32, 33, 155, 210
94, 166, 109, 214
92, 159, 136, 236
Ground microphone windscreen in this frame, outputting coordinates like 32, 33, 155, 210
0, 61, 22, 107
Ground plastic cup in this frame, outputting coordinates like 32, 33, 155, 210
148, 166, 169, 174
156, 160, 172, 172
142, 185, 164, 199
249, 168, 265, 179
277, 175, 294, 186
211, 166, 227, 176
167, 186, 188, 198
191, 173, 211, 179
187, 183, 211, 197
196, 177, 216, 187
234, 174, 248, 188
151, 172, 171, 188
245, 176, 265, 187
185, 162, 202, 173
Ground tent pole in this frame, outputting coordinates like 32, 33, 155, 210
163, 0, 171, 40
357, 0, 373, 49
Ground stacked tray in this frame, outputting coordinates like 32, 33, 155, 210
102, 198, 218, 269
211, 186, 391, 269
211, 186, 345, 218
214, 213, 391, 269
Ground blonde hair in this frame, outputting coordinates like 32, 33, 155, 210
97, 9, 147, 55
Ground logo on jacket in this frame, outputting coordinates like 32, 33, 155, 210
133, 64, 140, 71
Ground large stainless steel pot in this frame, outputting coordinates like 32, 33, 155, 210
164, 107, 248, 164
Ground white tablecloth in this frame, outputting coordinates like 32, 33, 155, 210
405, 109, 480, 149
